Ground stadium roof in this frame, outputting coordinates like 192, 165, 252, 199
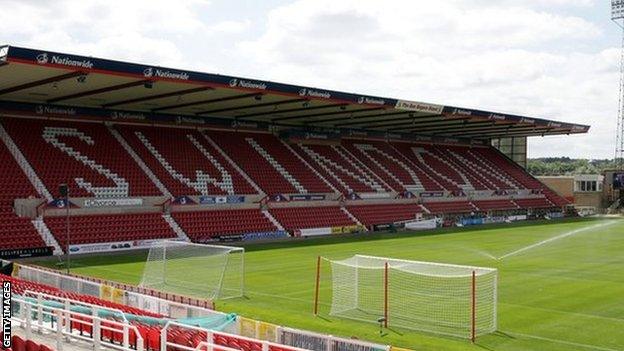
0, 45, 589, 139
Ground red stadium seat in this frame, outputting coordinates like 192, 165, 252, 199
269, 206, 355, 231
173, 209, 279, 241
2, 118, 161, 198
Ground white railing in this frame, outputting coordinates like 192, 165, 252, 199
11, 262, 392, 351
163, 321, 311, 351
9, 293, 144, 351
194, 341, 240, 351
14, 263, 219, 319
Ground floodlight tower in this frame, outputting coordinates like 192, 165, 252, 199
612, 1, 624, 169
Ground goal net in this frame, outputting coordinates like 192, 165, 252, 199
315, 255, 497, 339
140, 240, 244, 300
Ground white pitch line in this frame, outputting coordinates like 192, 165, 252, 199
503, 331, 621, 351
498, 221, 618, 260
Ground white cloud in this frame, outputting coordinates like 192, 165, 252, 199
0, 0, 210, 65
0, 0, 617, 158
237, 0, 612, 158
208, 20, 251, 34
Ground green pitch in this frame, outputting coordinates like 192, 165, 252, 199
34, 218, 624, 351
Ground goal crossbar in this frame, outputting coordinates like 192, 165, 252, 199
339, 255, 496, 276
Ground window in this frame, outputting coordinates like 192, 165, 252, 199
575, 180, 600, 192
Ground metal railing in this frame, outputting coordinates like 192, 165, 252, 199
9, 293, 144, 351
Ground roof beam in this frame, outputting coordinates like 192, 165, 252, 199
420, 122, 506, 134
335, 114, 451, 128
384, 119, 468, 131
443, 126, 552, 137
239, 103, 348, 118
102, 86, 212, 108
0, 71, 86, 96
47, 79, 152, 103
197, 98, 307, 115
272, 107, 385, 122
458, 128, 551, 137
152, 92, 259, 112
400, 121, 496, 134
319, 111, 415, 125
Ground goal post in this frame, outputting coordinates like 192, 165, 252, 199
314, 255, 497, 340
140, 240, 244, 300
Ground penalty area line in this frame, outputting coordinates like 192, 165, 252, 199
503, 330, 620, 351
497, 221, 618, 260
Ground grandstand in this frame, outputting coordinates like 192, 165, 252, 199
0, 45, 588, 255
0, 45, 594, 350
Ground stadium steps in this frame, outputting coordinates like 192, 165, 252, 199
340, 207, 363, 226
476, 148, 535, 190
135, 130, 235, 195
295, 144, 356, 193
388, 142, 446, 191
246, 137, 307, 193
471, 199, 520, 211
280, 139, 339, 193
342, 142, 404, 192
333, 145, 392, 192
162, 214, 191, 242
450, 149, 517, 190
347, 203, 423, 226
512, 197, 554, 209
351, 142, 424, 193
298, 144, 386, 193
202, 133, 265, 196
423, 148, 475, 191
409, 147, 463, 192
261, 209, 285, 231
269, 206, 357, 231
32, 217, 63, 255
421, 201, 475, 214
108, 126, 172, 198
0, 122, 52, 201
464, 149, 523, 189
431, 147, 489, 190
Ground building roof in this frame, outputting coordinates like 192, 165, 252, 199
0, 45, 589, 139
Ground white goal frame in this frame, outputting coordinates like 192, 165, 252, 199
314, 255, 497, 341
140, 240, 244, 300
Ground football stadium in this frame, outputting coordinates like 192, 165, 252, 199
0, 40, 621, 351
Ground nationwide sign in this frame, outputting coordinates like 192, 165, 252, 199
36, 105, 77, 116
357, 96, 385, 105
298, 88, 331, 99
299, 88, 331, 99
111, 111, 146, 120
143, 67, 189, 80
36, 52, 94, 69
229, 78, 267, 90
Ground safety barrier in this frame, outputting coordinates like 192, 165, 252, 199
9, 292, 144, 351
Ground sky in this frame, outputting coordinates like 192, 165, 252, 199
0, 0, 620, 159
